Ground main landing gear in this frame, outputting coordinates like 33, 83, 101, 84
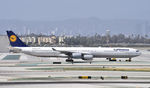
66, 59, 74, 63
66, 56, 74, 64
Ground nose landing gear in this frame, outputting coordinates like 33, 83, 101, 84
125, 58, 132, 62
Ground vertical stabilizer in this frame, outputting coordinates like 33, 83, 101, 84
6, 31, 28, 47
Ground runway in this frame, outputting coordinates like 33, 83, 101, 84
0, 49, 150, 87
1, 81, 150, 84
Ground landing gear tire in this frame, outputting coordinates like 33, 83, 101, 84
106, 58, 109, 60
90, 62, 92, 64
129, 58, 132, 62
66, 59, 74, 64
125, 58, 132, 62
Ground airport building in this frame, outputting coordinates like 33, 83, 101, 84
58, 36, 66, 45
20, 35, 57, 46
0, 35, 9, 52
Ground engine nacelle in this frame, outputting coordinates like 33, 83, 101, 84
82, 55, 93, 60
71, 53, 82, 58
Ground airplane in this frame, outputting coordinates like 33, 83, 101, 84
6, 30, 141, 63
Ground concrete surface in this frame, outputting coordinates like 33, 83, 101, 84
0, 48, 150, 87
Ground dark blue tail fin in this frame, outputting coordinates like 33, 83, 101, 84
6, 31, 28, 47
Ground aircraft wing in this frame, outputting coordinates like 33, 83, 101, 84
52, 48, 90, 55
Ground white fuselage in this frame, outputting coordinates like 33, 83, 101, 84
11, 47, 141, 58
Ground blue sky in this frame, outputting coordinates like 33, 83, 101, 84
0, 0, 150, 21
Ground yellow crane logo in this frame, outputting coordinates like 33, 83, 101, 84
10, 35, 17, 42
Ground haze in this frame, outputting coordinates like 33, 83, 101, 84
0, 0, 150, 21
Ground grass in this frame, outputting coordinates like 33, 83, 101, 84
27, 67, 150, 72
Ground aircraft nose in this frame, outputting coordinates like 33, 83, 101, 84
136, 50, 141, 56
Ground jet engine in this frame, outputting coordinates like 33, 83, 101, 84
71, 53, 82, 58
71, 53, 93, 60
82, 55, 93, 60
